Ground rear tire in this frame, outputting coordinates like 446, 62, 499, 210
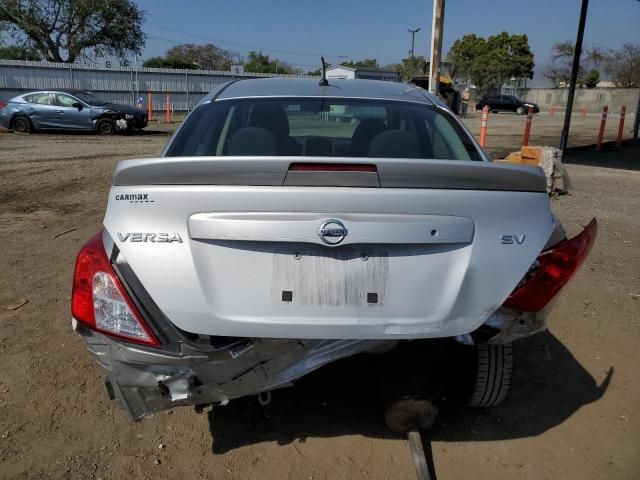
467, 343, 513, 407
516, 106, 525, 115
11, 115, 32, 133
96, 118, 115, 136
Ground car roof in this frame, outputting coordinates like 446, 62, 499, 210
211, 78, 436, 105
17, 89, 91, 96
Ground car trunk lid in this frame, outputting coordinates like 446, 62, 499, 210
104, 157, 553, 340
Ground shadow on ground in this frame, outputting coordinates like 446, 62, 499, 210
563, 142, 640, 171
207, 331, 611, 456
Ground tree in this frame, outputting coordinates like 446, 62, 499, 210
142, 56, 198, 70
0, 44, 40, 60
544, 42, 606, 88
584, 69, 600, 88
391, 55, 426, 80
544, 41, 576, 87
0, 0, 145, 63
142, 43, 237, 70
446, 34, 485, 80
165, 43, 236, 70
446, 32, 534, 93
605, 43, 640, 88
306, 65, 326, 76
340, 58, 378, 69
244, 50, 293, 74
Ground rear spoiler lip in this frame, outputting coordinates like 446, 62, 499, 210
112, 157, 547, 193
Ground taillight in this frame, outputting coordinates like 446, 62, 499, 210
0, 102, 7, 109
504, 218, 597, 312
289, 162, 378, 172
71, 232, 160, 347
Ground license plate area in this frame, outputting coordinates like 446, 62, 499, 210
272, 248, 388, 306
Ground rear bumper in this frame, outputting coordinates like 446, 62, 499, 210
73, 318, 385, 420
0, 112, 10, 129
73, 303, 550, 420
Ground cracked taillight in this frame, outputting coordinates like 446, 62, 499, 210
504, 218, 597, 312
71, 232, 160, 347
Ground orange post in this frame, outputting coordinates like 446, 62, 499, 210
596, 105, 608, 151
616, 105, 626, 147
522, 105, 534, 147
147, 92, 153, 121
165, 94, 171, 124
580, 106, 587, 117
479, 105, 489, 147
549, 106, 555, 115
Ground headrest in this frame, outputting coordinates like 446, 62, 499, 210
351, 118, 387, 157
368, 129, 422, 158
227, 127, 278, 156
249, 102, 290, 138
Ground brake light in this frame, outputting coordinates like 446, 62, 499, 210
0, 102, 6, 109
504, 218, 597, 312
289, 162, 377, 172
71, 232, 160, 347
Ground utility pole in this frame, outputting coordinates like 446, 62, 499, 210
559, 0, 589, 153
428, 0, 446, 95
408, 28, 421, 79
634, 1, 640, 140
634, 90, 640, 141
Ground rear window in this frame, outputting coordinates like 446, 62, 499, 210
166, 97, 482, 161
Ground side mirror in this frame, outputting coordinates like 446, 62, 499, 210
72, 102, 83, 111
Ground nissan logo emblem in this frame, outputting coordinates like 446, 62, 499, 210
318, 219, 348, 245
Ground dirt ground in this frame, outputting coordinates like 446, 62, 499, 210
0, 115, 638, 480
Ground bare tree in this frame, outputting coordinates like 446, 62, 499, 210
0, 0, 145, 63
605, 43, 640, 88
545, 42, 607, 88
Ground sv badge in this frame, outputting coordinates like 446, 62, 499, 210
501, 234, 526, 245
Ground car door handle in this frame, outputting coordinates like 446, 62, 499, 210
56, 110, 64, 114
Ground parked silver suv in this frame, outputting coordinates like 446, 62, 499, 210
71, 78, 596, 420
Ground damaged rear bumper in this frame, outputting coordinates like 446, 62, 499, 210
73, 304, 550, 421
73, 318, 385, 421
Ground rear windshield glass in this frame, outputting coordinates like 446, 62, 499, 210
166, 97, 482, 161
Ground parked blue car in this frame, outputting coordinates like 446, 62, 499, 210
0, 90, 148, 135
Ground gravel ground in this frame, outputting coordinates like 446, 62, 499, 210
0, 117, 638, 479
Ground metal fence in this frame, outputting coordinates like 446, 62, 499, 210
0, 59, 317, 112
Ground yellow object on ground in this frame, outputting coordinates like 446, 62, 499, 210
497, 146, 571, 194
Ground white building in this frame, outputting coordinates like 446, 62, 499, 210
326, 66, 400, 82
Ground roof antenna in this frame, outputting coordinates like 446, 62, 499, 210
319, 57, 329, 86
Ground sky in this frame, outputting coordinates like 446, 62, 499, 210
138, 0, 638, 84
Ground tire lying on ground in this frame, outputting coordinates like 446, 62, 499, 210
467, 343, 513, 407
96, 118, 116, 136
11, 115, 32, 133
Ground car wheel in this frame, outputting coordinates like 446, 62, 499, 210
11, 115, 32, 133
516, 106, 526, 115
467, 343, 513, 407
96, 118, 115, 136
